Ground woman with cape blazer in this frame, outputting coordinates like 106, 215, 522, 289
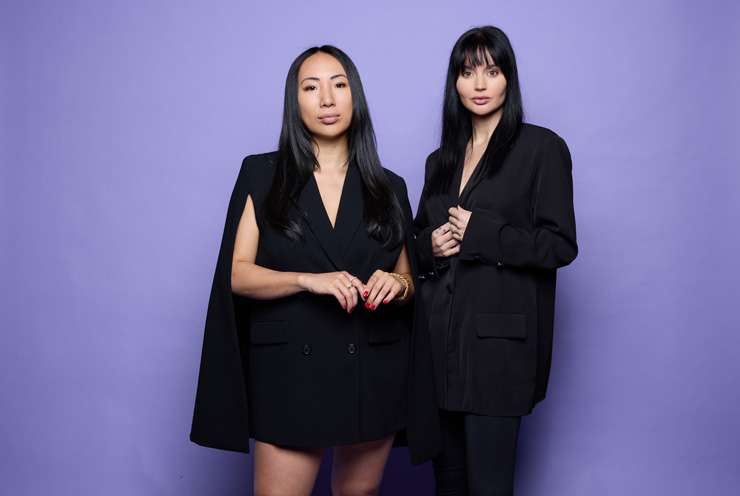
412, 27, 579, 495
189, 46, 438, 495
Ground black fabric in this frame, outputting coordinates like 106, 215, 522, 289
190, 152, 436, 464
412, 123, 578, 421
433, 410, 521, 496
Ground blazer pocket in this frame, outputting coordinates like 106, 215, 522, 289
249, 321, 289, 345
475, 313, 527, 340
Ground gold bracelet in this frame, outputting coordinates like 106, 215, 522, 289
390, 272, 410, 302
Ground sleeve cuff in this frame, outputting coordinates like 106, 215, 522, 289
458, 208, 507, 266
415, 226, 439, 278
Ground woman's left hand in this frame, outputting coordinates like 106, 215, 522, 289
448, 205, 472, 242
362, 269, 403, 310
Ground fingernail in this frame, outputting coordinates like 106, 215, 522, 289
370, 304, 376, 310
363, 291, 368, 298
383, 299, 389, 304
364, 302, 370, 309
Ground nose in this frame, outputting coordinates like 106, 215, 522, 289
320, 82, 335, 108
474, 71, 486, 91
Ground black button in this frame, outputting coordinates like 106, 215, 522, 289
347, 343, 356, 355
302, 344, 312, 356
496, 261, 503, 267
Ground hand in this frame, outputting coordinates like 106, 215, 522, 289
448, 205, 471, 242
362, 269, 403, 311
299, 271, 364, 313
431, 222, 460, 257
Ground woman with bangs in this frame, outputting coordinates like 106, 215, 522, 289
412, 26, 578, 494
191, 45, 420, 495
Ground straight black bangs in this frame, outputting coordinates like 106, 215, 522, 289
451, 31, 507, 75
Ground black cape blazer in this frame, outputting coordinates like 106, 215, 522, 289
189, 153, 441, 465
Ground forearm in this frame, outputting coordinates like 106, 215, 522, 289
458, 210, 577, 269
231, 261, 307, 300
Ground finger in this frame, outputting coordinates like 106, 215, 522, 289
371, 277, 396, 308
348, 276, 363, 306
440, 238, 459, 251
363, 274, 378, 301
338, 272, 353, 291
448, 216, 464, 229
380, 279, 401, 306
442, 244, 461, 257
331, 287, 347, 310
334, 280, 353, 311
341, 276, 358, 312
367, 273, 386, 308
439, 229, 454, 241
434, 230, 454, 246
366, 270, 384, 301
349, 283, 358, 311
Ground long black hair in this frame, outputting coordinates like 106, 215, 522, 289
429, 26, 524, 195
264, 45, 403, 248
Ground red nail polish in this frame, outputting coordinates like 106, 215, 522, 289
383, 299, 389, 304
363, 291, 368, 298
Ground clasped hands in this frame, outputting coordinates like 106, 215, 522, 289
300, 269, 409, 314
431, 205, 471, 257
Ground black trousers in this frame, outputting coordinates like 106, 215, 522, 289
432, 409, 522, 496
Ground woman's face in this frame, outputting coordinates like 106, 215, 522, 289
297, 52, 353, 140
455, 51, 507, 117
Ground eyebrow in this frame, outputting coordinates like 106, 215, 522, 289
463, 63, 499, 70
300, 74, 348, 84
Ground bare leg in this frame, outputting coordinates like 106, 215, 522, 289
331, 434, 395, 496
253, 441, 324, 496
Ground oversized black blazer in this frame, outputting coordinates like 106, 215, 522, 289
190, 152, 437, 464
412, 123, 578, 418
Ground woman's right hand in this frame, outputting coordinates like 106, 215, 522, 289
431, 222, 460, 257
298, 271, 364, 313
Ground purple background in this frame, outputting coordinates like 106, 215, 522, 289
3, 1, 739, 494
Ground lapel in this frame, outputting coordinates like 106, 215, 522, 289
290, 162, 364, 270
455, 130, 513, 207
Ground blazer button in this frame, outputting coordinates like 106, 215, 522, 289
302, 344, 312, 356
347, 343, 357, 355
496, 260, 504, 267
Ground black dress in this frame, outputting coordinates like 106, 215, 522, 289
190, 151, 425, 454
412, 123, 578, 417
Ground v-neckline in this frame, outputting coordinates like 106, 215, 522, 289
312, 166, 349, 231
455, 154, 484, 200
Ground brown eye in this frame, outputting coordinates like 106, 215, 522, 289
335, 82, 347, 88
303, 85, 317, 91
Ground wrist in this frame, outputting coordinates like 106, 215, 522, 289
296, 273, 310, 291
389, 272, 411, 303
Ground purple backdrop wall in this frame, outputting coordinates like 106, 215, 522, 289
3, 1, 739, 495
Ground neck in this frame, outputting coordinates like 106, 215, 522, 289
470, 107, 503, 148
313, 135, 349, 173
